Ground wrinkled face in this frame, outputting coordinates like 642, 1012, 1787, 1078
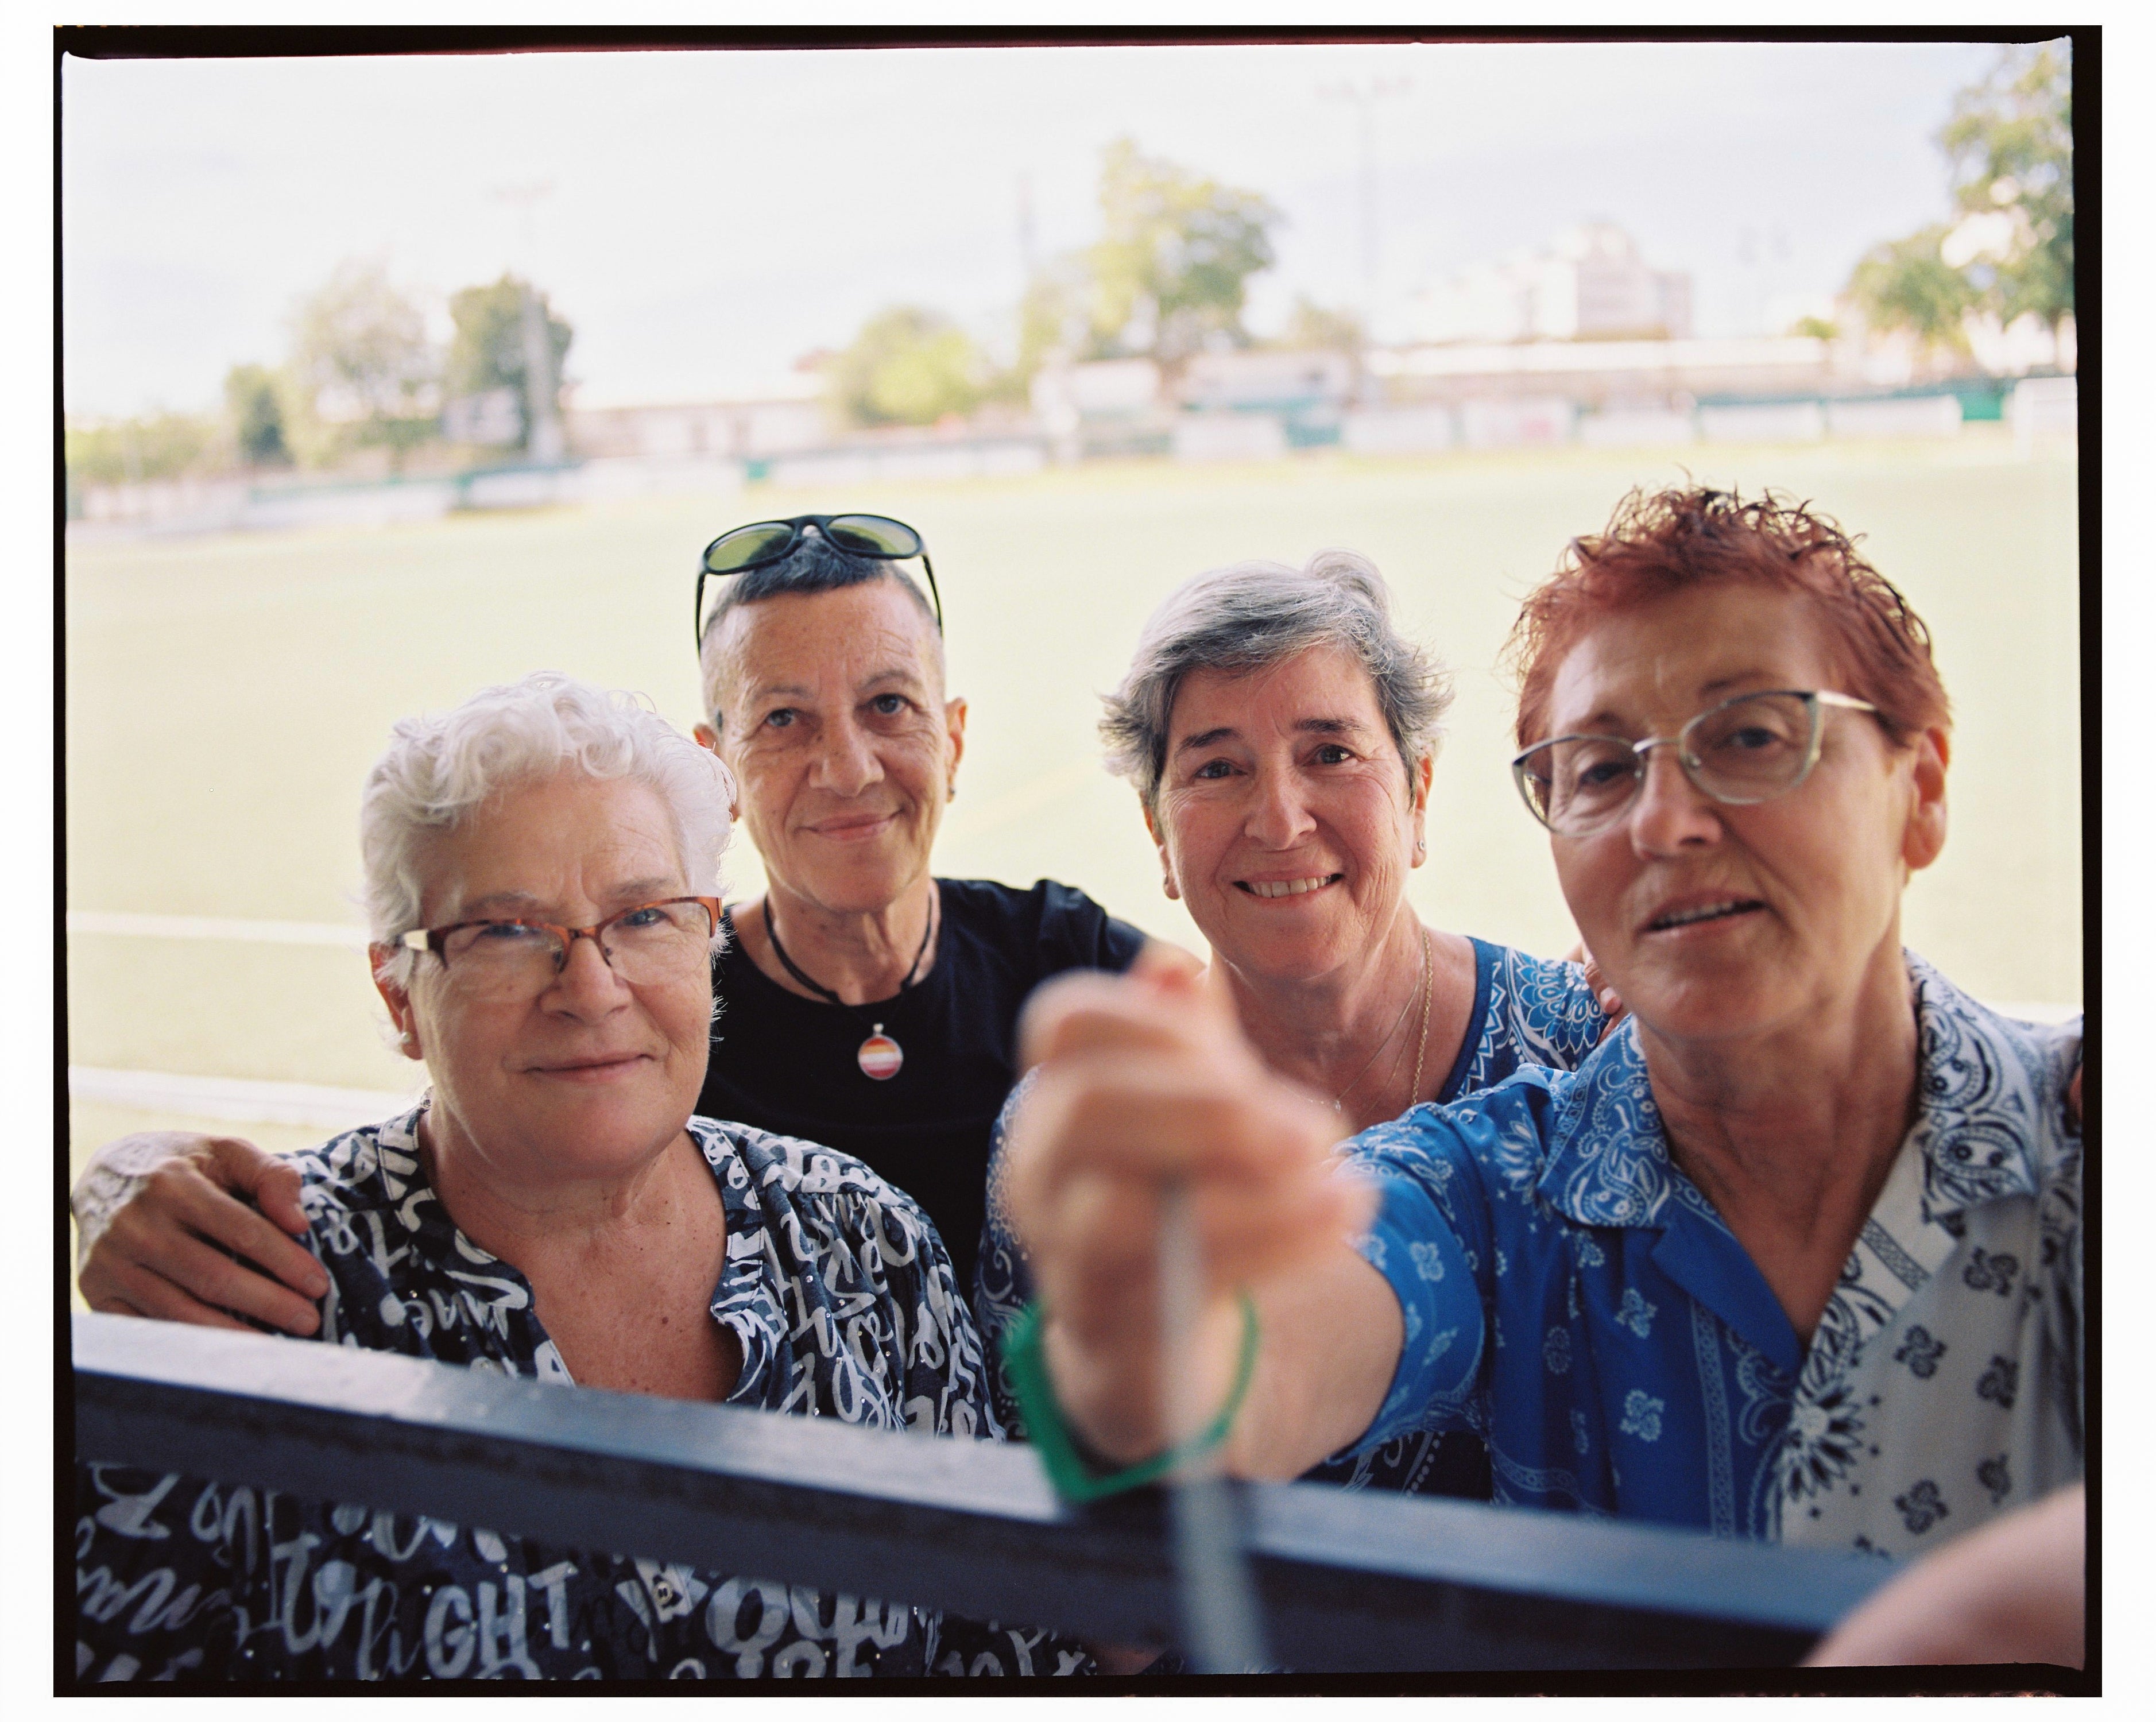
701, 582, 966, 915
384, 769, 713, 1181
1152, 644, 1429, 985
1543, 583, 1947, 1044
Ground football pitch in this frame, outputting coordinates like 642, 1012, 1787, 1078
64, 429, 2083, 1195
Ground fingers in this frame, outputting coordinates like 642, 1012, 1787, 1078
82, 1252, 269, 1334
242, 1152, 312, 1238
1005, 1046, 1338, 1245
1020, 959, 1233, 1073
83, 1155, 328, 1334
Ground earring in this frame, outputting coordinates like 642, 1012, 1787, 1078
397, 1030, 415, 1048
947, 781, 958, 802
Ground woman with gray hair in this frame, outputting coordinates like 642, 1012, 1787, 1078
977, 551, 1613, 1500
74, 670, 1085, 1681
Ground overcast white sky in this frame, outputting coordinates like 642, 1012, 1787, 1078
61, 38, 2012, 417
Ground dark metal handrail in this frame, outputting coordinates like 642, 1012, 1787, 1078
70, 1311, 1890, 1673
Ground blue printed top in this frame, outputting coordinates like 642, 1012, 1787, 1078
1350, 953, 2083, 1554
74, 1109, 1092, 1682
974, 937, 1608, 1496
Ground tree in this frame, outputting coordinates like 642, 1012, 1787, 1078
1938, 41, 2072, 331
1084, 138, 1280, 376
445, 274, 574, 452
827, 306, 985, 428
64, 412, 218, 488
1848, 226, 1975, 365
288, 261, 440, 471
1843, 42, 2073, 368
1280, 296, 1366, 356
223, 363, 291, 467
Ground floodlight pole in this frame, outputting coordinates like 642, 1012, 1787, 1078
489, 181, 566, 464
1321, 78, 1410, 343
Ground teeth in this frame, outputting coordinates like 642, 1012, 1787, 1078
1655, 900, 1752, 929
1247, 876, 1336, 898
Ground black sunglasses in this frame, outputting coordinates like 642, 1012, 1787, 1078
694, 513, 941, 645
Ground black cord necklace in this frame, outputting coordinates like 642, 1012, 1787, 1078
761, 889, 936, 1082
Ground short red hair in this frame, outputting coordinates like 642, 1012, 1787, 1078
1505, 486, 1953, 750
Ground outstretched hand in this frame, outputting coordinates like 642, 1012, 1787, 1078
1005, 945, 1376, 1471
74, 1132, 329, 1334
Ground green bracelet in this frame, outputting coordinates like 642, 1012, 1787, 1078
1002, 1293, 1261, 1504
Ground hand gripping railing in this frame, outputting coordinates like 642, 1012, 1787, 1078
71, 1311, 1890, 1673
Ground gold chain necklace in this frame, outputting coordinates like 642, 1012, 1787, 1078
1333, 925, 1434, 1117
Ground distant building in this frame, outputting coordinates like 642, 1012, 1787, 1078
1408, 223, 1693, 345
565, 374, 831, 462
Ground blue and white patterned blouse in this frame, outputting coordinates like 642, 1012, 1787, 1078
1350, 952, 2083, 1555
974, 937, 1607, 1496
75, 1109, 1090, 1681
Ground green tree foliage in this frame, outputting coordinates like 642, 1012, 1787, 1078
64, 412, 218, 487
1849, 226, 1975, 359
223, 363, 291, 467
1084, 137, 1280, 372
445, 274, 575, 450
828, 307, 985, 428
289, 261, 440, 470
1845, 42, 2073, 363
1280, 296, 1366, 355
1938, 41, 2072, 327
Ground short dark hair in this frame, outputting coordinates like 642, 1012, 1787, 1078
1506, 485, 1952, 752
696, 531, 942, 728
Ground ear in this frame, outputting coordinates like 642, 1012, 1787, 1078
1141, 796, 1180, 899
370, 947, 427, 1062
943, 695, 969, 792
692, 721, 718, 751
1408, 750, 1434, 868
1899, 726, 1950, 874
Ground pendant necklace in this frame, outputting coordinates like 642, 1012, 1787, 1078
762, 891, 937, 1082
1334, 926, 1434, 1122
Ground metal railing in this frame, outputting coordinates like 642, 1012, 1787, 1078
71, 1311, 1890, 1674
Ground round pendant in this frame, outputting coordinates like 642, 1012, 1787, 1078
858, 1025, 903, 1082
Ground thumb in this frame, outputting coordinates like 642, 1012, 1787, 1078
1129, 938, 1206, 987
210, 1137, 307, 1237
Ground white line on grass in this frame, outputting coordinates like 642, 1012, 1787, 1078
68, 1067, 422, 1130
67, 911, 372, 948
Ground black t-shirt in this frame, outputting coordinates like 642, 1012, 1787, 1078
698, 877, 1147, 1290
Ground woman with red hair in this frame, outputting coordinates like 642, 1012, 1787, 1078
1001, 486, 2084, 1662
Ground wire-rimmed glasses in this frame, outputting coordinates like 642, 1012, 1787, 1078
694, 513, 940, 645
399, 897, 722, 1001
1511, 690, 1881, 837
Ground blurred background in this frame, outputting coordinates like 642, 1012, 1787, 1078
63, 39, 2080, 1240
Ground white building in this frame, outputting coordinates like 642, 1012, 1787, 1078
1408, 223, 1693, 345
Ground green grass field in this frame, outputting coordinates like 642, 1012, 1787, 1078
65, 429, 2082, 1206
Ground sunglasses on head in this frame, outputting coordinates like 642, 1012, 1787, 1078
695, 513, 941, 645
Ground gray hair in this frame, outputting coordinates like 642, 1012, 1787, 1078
1101, 550, 1454, 810
362, 671, 734, 986
697, 529, 942, 729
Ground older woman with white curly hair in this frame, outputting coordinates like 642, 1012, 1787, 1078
73, 671, 1084, 1682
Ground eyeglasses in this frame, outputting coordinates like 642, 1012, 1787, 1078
694, 513, 941, 645
1511, 690, 1881, 837
400, 897, 722, 1002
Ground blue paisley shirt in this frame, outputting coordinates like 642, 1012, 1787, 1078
974, 938, 1607, 1496
1350, 953, 2083, 1554
75, 1109, 1091, 1682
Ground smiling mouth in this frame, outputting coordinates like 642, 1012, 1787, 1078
1647, 898, 1765, 932
1237, 873, 1344, 899
531, 1054, 648, 1077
